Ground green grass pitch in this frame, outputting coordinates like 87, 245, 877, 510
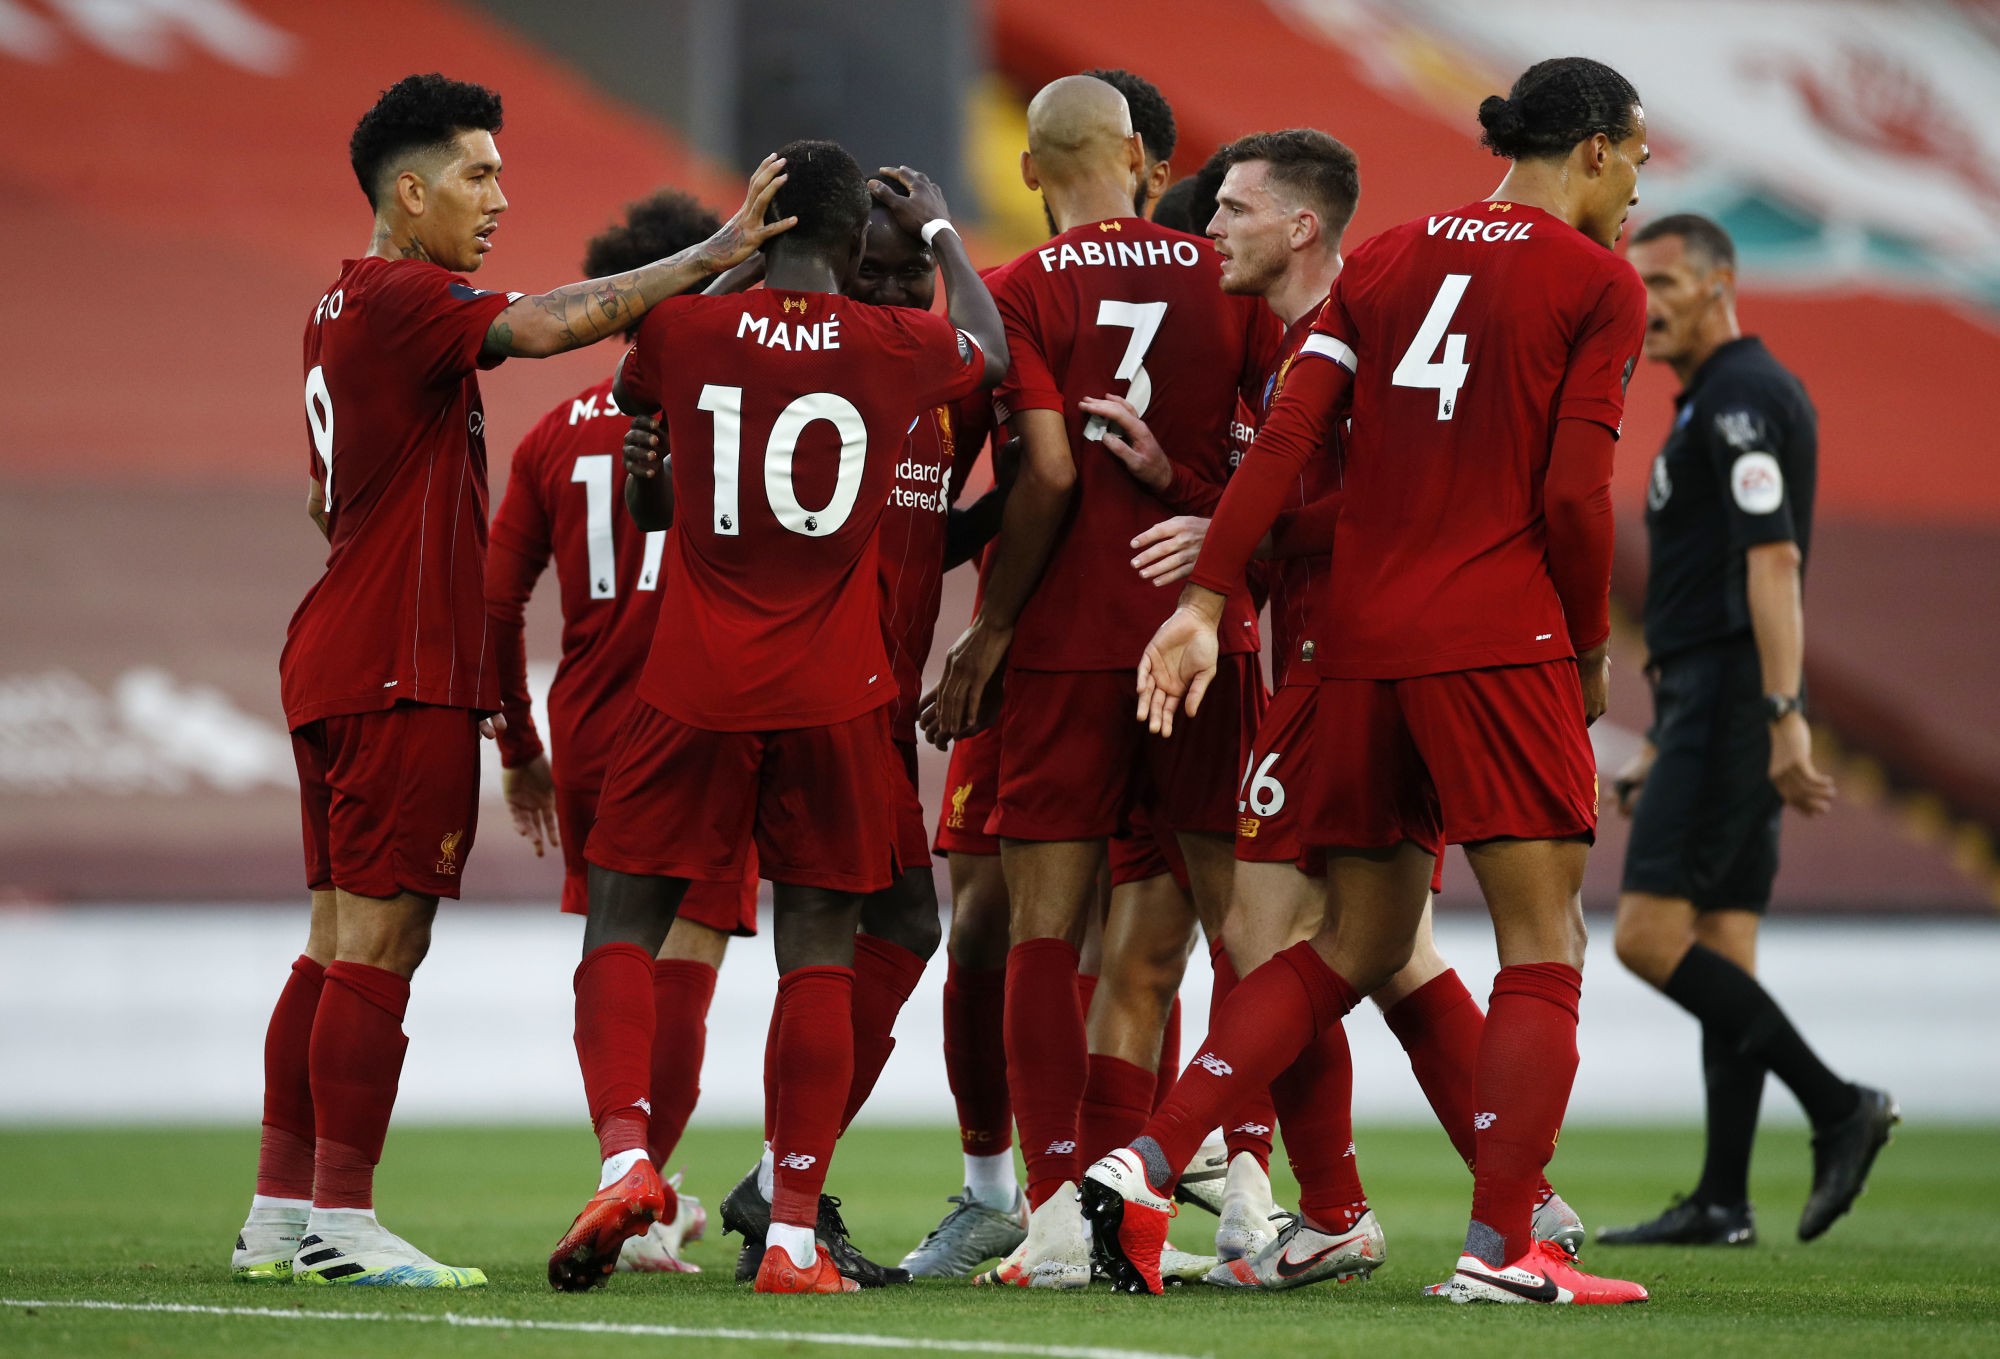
2, 1121, 1996, 1357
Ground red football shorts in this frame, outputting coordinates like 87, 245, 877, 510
554, 781, 757, 934
587, 699, 898, 895
934, 724, 1001, 857
889, 739, 932, 874
990, 657, 1265, 842
1305, 660, 1598, 857
1233, 678, 1325, 876
1109, 799, 1190, 889
292, 702, 480, 901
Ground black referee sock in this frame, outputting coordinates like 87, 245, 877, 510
1692, 1024, 1764, 1206
1663, 944, 1859, 1128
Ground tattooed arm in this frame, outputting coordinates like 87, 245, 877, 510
479, 154, 795, 361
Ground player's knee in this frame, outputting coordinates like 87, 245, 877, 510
862, 871, 943, 960
1612, 912, 1678, 985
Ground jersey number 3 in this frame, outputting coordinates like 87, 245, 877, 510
1392, 273, 1472, 420
698, 384, 866, 538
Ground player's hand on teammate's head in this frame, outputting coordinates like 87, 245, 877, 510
624, 415, 663, 479
868, 166, 950, 233
501, 754, 561, 858
1136, 605, 1221, 738
1079, 395, 1171, 493
1131, 516, 1209, 585
704, 153, 795, 271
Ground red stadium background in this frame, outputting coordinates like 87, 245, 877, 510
1, 0, 1994, 913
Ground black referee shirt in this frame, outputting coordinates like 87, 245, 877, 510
1642, 336, 1817, 662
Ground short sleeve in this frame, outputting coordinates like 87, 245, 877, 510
369, 263, 519, 388
1703, 388, 1799, 549
992, 273, 1061, 421
620, 295, 699, 414
1302, 285, 1361, 373
1556, 263, 1646, 435
886, 307, 988, 408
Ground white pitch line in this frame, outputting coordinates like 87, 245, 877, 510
0, 1298, 1208, 1359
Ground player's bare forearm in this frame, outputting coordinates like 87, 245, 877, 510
1174, 582, 1229, 627
623, 464, 675, 533
482, 153, 795, 360
974, 411, 1074, 631
1746, 539, 1806, 696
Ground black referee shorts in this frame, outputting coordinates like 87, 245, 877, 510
1620, 639, 1783, 913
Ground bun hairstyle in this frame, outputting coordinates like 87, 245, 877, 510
1477, 56, 1641, 161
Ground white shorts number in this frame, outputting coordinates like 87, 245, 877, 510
1239, 751, 1286, 818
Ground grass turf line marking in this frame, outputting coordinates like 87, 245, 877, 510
0, 1299, 1207, 1359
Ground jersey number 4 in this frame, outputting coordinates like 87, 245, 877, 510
698, 384, 866, 538
1391, 273, 1472, 420
571, 454, 665, 599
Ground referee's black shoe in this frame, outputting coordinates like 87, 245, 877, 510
1799, 1085, 1900, 1241
1597, 1196, 1755, 1247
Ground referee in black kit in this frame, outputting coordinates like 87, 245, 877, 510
1600, 215, 1897, 1248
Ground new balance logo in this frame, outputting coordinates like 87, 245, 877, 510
635, 1097, 653, 1116
1194, 1052, 1234, 1077
1473, 1111, 1497, 1130
777, 1151, 818, 1170
1231, 1122, 1271, 1136
1044, 1139, 1077, 1155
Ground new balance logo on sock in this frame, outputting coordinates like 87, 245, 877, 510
1195, 1052, 1234, 1077
635, 1098, 654, 1116
777, 1152, 817, 1170
1044, 1139, 1077, 1155
1231, 1121, 1271, 1136
1473, 1111, 1497, 1130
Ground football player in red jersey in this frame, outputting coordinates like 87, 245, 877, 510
235, 74, 790, 1290
550, 140, 1006, 1296
484, 189, 750, 1276
927, 74, 1279, 1288
1092, 129, 1587, 1286
1086, 58, 1654, 1305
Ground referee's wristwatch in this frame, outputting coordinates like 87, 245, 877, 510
1763, 693, 1804, 723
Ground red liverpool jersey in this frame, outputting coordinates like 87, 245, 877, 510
619, 289, 985, 731
486, 377, 665, 789
282, 257, 517, 729
989, 218, 1281, 671
877, 396, 992, 746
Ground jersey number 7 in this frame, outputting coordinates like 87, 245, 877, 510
1391, 274, 1472, 420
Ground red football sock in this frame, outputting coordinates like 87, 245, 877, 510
1468, 963, 1582, 1265
1081, 1053, 1157, 1163
1006, 938, 1086, 1207
1140, 942, 1357, 1192
256, 954, 324, 1200
762, 1000, 780, 1144
309, 962, 410, 1210
769, 966, 855, 1227
943, 960, 1012, 1156
1209, 937, 1275, 1170
1270, 1019, 1367, 1233
648, 959, 717, 1167
573, 942, 656, 1162
840, 934, 926, 1133
1152, 997, 1181, 1112
1382, 969, 1485, 1170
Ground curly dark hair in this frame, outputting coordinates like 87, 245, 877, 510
349, 73, 504, 210
1630, 212, 1736, 270
1083, 67, 1177, 165
1218, 129, 1361, 237
765, 138, 870, 260
1477, 57, 1640, 161
1151, 146, 1228, 235
584, 190, 722, 278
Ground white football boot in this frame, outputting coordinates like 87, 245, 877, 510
1204, 1209, 1384, 1290
293, 1211, 486, 1288
972, 1183, 1090, 1289
231, 1198, 308, 1282
1214, 1152, 1282, 1261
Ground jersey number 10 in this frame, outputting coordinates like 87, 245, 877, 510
698, 384, 867, 538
